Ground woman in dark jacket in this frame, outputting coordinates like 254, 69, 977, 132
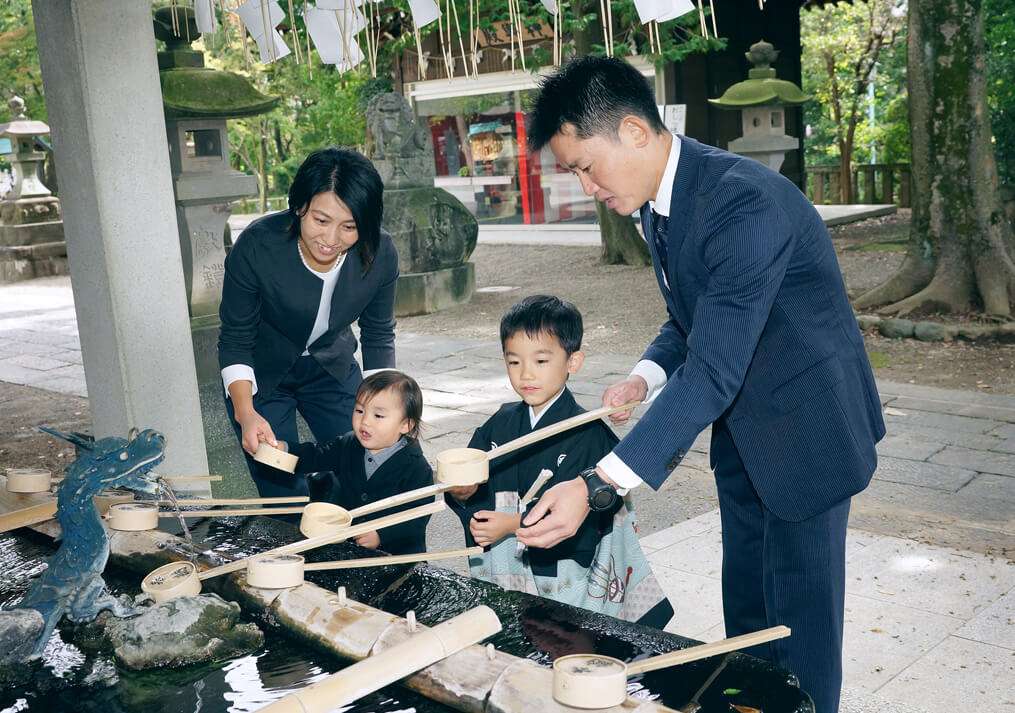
218, 148, 398, 498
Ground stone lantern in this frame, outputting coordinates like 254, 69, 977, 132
709, 40, 808, 173
155, 7, 277, 323
0, 96, 66, 282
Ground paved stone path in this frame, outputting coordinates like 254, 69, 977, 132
0, 275, 1011, 713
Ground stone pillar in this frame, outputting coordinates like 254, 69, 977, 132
31, 0, 210, 487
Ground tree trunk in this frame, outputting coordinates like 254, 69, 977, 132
838, 142, 853, 203
854, 0, 1015, 318
258, 120, 269, 213
598, 202, 652, 265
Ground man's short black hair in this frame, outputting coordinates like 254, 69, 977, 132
527, 56, 667, 152
500, 295, 583, 355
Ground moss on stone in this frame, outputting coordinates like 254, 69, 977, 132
160, 68, 278, 119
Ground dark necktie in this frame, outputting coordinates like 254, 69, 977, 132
651, 209, 670, 284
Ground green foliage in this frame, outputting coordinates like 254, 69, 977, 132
0, 0, 45, 123
801, 0, 906, 167
985, 0, 1015, 187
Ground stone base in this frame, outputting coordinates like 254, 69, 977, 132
0, 218, 64, 248
395, 262, 475, 317
0, 240, 69, 283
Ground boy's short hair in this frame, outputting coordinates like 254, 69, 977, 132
500, 295, 583, 355
526, 56, 667, 153
356, 370, 423, 440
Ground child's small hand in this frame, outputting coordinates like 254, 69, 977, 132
354, 530, 381, 549
447, 484, 479, 501
470, 511, 521, 547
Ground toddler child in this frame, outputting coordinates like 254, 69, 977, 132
275, 370, 433, 555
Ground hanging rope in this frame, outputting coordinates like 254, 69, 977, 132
437, 5, 453, 77
469, 0, 479, 76
513, 0, 527, 69
695, 0, 708, 39
414, 23, 426, 79
598, 0, 610, 56
450, 0, 469, 79
708, 0, 717, 37
259, 0, 277, 61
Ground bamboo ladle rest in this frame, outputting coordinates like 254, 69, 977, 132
435, 400, 642, 486
140, 499, 444, 603
246, 546, 484, 588
551, 625, 792, 709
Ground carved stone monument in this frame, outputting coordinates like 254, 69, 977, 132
365, 93, 477, 316
0, 96, 67, 283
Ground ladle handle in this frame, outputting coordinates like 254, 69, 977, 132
197, 500, 445, 581
164, 496, 309, 507
160, 506, 306, 518
486, 400, 642, 461
304, 546, 483, 571
625, 626, 791, 675
348, 482, 452, 518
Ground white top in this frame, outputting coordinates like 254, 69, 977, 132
221, 244, 346, 398
529, 387, 566, 429
597, 134, 681, 489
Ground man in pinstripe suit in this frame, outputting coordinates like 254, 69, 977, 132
517, 57, 886, 713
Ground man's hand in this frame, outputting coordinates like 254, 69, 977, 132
354, 530, 381, 549
515, 478, 590, 549
469, 511, 521, 547
447, 483, 479, 502
602, 376, 648, 424
235, 408, 278, 456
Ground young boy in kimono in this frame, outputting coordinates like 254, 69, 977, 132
448, 295, 673, 629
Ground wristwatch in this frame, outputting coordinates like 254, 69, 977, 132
579, 466, 619, 512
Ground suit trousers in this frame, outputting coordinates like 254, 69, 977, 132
225, 355, 361, 502
711, 420, 849, 713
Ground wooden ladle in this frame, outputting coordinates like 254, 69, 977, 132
551, 625, 791, 709
435, 400, 642, 486
246, 546, 484, 588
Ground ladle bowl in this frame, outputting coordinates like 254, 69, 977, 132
551, 625, 792, 709
142, 561, 202, 603
6, 468, 53, 493
299, 501, 352, 537
108, 501, 159, 531
253, 442, 298, 473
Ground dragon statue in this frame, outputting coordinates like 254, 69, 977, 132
9, 427, 166, 657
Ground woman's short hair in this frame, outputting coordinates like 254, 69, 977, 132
527, 56, 666, 152
287, 148, 384, 270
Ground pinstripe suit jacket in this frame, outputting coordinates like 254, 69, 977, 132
615, 137, 885, 522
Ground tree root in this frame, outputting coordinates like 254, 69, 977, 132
853, 254, 935, 311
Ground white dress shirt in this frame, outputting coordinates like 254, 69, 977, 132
529, 388, 566, 429
222, 244, 346, 398
596, 134, 681, 489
